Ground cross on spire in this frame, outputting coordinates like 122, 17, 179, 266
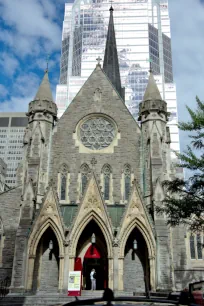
146, 57, 153, 73
46, 54, 50, 72
96, 56, 102, 66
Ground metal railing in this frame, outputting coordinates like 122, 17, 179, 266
0, 276, 10, 300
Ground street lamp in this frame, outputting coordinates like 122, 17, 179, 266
133, 239, 137, 251
49, 240, 53, 251
91, 233, 96, 244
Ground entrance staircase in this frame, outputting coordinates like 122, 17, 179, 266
0, 291, 104, 306
0, 290, 169, 306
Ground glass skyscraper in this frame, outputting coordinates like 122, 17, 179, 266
56, 0, 180, 153
0, 113, 28, 187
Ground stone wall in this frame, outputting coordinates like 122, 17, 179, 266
124, 249, 145, 292
39, 247, 59, 291
50, 67, 142, 205
155, 219, 172, 290
33, 229, 59, 292
174, 270, 204, 290
0, 187, 21, 282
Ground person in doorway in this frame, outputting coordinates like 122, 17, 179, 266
90, 268, 96, 290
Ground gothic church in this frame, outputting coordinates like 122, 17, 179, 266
0, 8, 203, 296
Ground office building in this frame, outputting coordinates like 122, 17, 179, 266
56, 0, 179, 154
0, 113, 28, 187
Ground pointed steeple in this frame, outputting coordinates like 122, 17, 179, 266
143, 70, 162, 101
138, 70, 168, 121
103, 7, 124, 100
34, 70, 53, 101
28, 69, 57, 120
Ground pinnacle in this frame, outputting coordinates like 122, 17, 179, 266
143, 71, 162, 101
34, 70, 53, 101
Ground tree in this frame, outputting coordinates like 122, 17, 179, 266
157, 97, 204, 232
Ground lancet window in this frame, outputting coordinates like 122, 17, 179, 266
61, 176, 66, 200
102, 164, 111, 200
124, 164, 131, 201
189, 233, 203, 260
81, 164, 90, 194
58, 164, 69, 201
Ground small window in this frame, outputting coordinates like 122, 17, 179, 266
189, 233, 203, 260
58, 164, 69, 201
81, 164, 89, 194
60, 176, 66, 200
102, 164, 111, 201
190, 235, 196, 259
197, 234, 203, 259
124, 164, 131, 201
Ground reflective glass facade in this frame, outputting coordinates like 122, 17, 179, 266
56, 0, 180, 153
0, 113, 27, 188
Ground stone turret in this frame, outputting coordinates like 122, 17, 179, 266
10, 70, 58, 292
138, 71, 168, 123
139, 70, 171, 193
27, 70, 57, 123
139, 71, 173, 291
22, 70, 58, 205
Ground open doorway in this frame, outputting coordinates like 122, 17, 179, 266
75, 220, 108, 290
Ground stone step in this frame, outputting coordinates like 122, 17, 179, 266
0, 295, 73, 306
0, 291, 169, 306
81, 290, 104, 297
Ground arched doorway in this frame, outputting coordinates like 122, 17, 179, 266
124, 227, 150, 293
75, 220, 108, 290
32, 227, 59, 292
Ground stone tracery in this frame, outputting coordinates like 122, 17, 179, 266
80, 117, 116, 150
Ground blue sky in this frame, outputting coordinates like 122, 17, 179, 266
0, 0, 204, 153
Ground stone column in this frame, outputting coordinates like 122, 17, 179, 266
59, 255, 64, 291
27, 255, 36, 290
108, 257, 114, 290
113, 243, 119, 291
149, 256, 156, 291
69, 256, 75, 273
63, 245, 70, 291
118, 257, 124, 291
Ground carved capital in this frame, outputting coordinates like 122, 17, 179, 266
63, 240, 70, 247
29, 254, 36, 259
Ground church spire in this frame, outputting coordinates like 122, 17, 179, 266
28, 69, 57, 121
34, 69, 53, 101
138, 70, 168, 121
143, 70, 162, 101
103, 7, 124, 100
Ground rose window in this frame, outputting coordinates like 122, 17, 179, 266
79, 117, 116, 150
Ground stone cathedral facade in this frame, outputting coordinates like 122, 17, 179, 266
0, 8, 203, 296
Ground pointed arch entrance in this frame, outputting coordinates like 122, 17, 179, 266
32, 227, 60, 292
75, 220, 108, 290
124, 227, 150, 293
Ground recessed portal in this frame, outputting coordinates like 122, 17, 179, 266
124, 227, 150, 293
32, 227, 59, 292
75, 220, 108, 290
